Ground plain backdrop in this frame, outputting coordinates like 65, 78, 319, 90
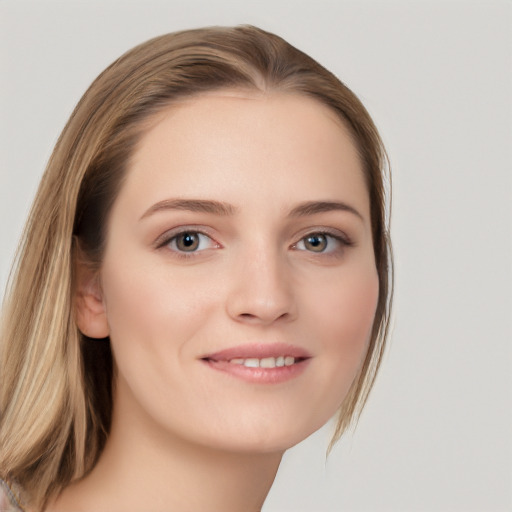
1, 1, 511, 511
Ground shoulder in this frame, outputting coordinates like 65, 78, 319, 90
0, 480, 24, 512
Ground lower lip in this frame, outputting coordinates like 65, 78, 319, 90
201, 359, 311, 384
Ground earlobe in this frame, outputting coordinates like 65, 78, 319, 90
74, 258, 110, 339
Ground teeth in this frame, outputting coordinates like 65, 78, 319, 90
260, 357, 276, 368
227, 356, 296, 368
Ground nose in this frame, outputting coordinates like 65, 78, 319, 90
225, 246, 297, 326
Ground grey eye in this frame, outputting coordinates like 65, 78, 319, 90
303, 234, 327, 252
164, 230, 219, 255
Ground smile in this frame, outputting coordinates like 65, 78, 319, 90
200, 343, 312, 384
229, 356, 298, 368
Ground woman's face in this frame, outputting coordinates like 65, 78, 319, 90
93, 90, 378, 453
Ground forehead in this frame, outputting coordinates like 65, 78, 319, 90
120, 90, 369, 220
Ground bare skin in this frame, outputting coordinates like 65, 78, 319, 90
48, 90, 377, 511
50, 399, 281, 511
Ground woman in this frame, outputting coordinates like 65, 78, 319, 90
0, 25, 392, 511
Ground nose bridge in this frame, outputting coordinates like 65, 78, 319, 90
226, 237, 296, 325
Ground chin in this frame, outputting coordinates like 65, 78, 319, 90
190, 410, 332, 456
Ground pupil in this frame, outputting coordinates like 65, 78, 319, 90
306, 234, 326, 252
183, 235, 195, 246
178, 233, 199, 251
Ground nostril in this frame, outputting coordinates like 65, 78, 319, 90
236, 311, 290, 323
227, 288, 296, 325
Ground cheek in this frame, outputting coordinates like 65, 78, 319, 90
101, 251, 211, 331
308, 263, 378, 345
333, 272, 378, 346
303, 265, 379, 410
99, 263, 167, 391
98, 258, 218, 422
99, 255, 223, 380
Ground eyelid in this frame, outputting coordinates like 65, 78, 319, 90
153, 225, 353, 254
154, 226, 220, 251
290, 228, 354, 256
291, 227, 353, 247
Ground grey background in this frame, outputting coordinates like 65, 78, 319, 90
1, 1, 511, 511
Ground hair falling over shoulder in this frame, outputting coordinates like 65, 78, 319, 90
0, 25, 392, 510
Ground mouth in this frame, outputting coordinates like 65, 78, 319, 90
202, 355, 308, 368
200, 343, 312, 384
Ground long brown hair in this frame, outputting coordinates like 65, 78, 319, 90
0, 25, 392, 509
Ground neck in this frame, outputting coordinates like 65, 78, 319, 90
49, 392, 283, 512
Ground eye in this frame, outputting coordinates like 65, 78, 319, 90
166, 231, 217, 253
300, 234, 328, 252
293, 232, 349, 254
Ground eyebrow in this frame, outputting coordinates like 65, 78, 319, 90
288, 200, 364, 221
140, 198, 363, 221
140, 198, 237, 220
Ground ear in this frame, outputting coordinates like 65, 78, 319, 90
74, 255, 110, 339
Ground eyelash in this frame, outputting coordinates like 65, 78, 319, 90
156, 227, 353, 260
291, 230, 353, 256
155, 227, 219, 260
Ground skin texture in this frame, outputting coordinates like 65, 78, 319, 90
54, 91, 379, 512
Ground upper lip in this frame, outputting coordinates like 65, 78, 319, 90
201, 342, 313, 362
